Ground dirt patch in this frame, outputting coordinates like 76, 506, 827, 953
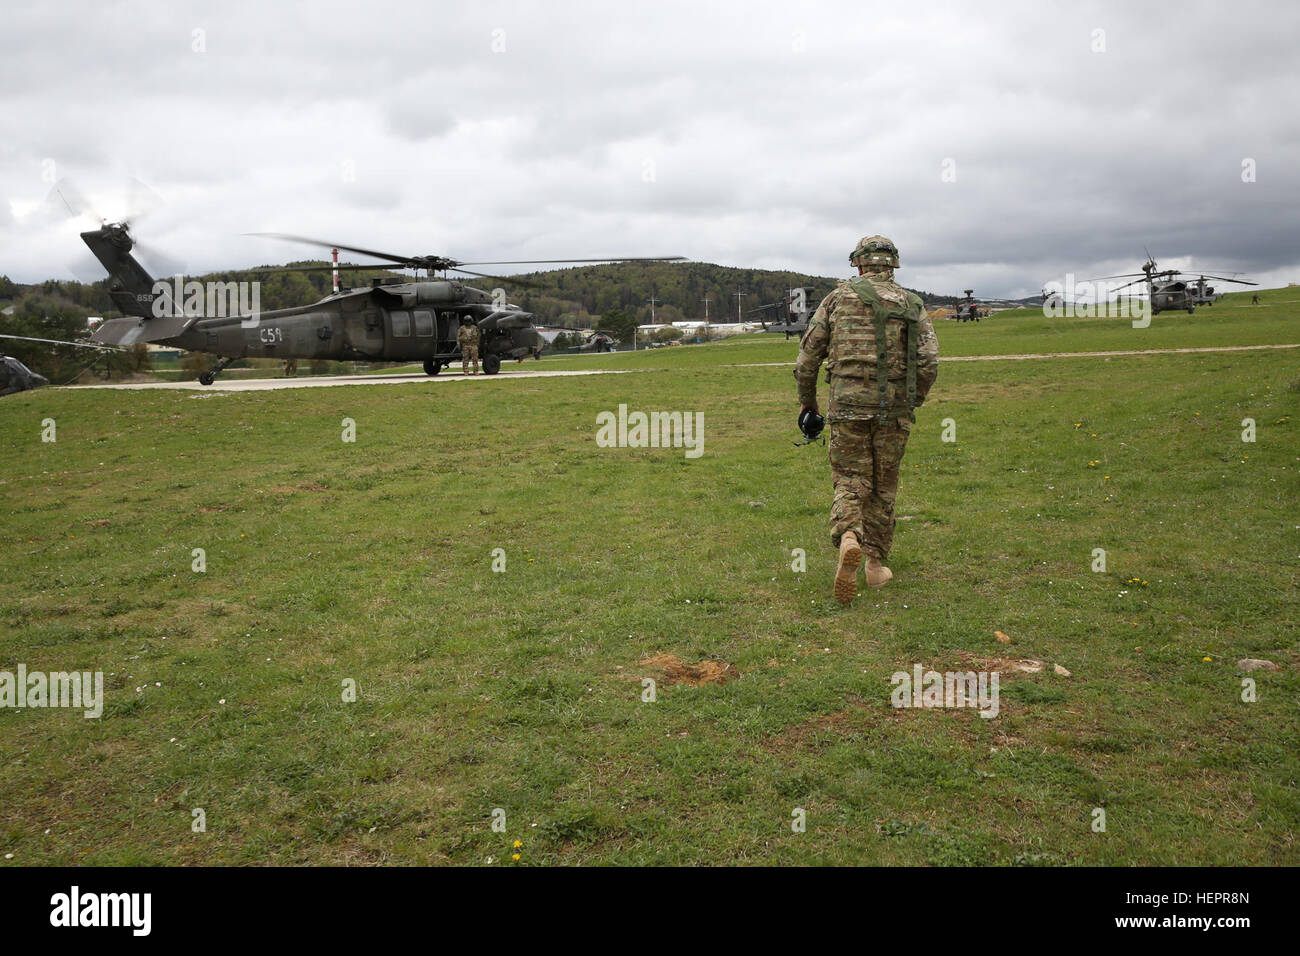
637, 653, 738, 686
764, 704, 865, 751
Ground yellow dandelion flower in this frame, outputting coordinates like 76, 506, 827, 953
1203, 656, 1212, 662
512, 853, 520, 861
513, 840, 522, 848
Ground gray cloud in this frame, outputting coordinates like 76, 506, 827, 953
1, 0, 1297, 301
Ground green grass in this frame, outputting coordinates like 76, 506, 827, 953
0, 292, 1297, 866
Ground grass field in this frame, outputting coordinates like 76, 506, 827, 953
1, 290, 1297, 865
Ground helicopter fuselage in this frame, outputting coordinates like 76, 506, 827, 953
111, 281, 540, 365
1146, 279, 1195, 315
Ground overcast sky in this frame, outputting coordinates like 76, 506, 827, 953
3, 0, 1298, 301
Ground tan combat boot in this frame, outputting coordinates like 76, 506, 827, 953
865, 555, 893, 588
834, 532, 863, 605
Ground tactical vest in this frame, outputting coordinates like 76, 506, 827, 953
843, 276, 924, 421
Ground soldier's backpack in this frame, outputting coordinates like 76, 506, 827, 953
845, 276, 924, 421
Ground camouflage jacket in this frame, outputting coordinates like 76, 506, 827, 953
794, 275, 939, 423
457, 324, 479, 349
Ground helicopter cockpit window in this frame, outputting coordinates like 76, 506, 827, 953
391, 310, 411, 336
413, 310, 434, 337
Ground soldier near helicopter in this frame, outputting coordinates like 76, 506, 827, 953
457, 317, 480, 375
794, 235, 939, 604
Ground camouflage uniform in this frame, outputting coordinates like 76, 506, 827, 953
794, 237, 939, 560
457, 322, 480, 375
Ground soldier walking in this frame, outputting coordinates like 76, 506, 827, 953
794, 236, 939, 604
458, 318, 480, 375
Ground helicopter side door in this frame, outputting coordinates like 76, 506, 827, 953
339, 295, 384, 358
383, 308, 439, 360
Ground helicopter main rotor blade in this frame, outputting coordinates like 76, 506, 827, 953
246, 235, 688, 271
240, 262, 408, 274
1181, 273, 1258, 285
446, 267, 543, 288
246, 233, 417, 266
1196, 275, 1258, 285
456, 256, 687, 266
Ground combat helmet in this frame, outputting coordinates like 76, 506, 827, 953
850, 235, 899, 269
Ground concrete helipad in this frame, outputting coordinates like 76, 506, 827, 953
70, 366, 630, 391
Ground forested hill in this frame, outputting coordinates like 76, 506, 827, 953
460, 261, 968, 328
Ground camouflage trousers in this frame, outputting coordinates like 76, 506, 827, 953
462, 346, 479, 374
828, 417, 912, 559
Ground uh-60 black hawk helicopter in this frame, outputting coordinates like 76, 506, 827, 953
86, 225, 683, 384
1089, 251, 1257, 316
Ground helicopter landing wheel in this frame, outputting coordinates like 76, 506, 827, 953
198, 371, 216, 386
482, 355, 501, 375
423, 360, 442, 376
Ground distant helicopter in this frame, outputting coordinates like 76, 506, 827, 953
748, 287, 819, 337
953, 289, 987, 322
0, 353, 49, 395
0, 333, 122, 396
578, 332, 618, 353
1089, 252, 1257, 315
85, 224, 684, 384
